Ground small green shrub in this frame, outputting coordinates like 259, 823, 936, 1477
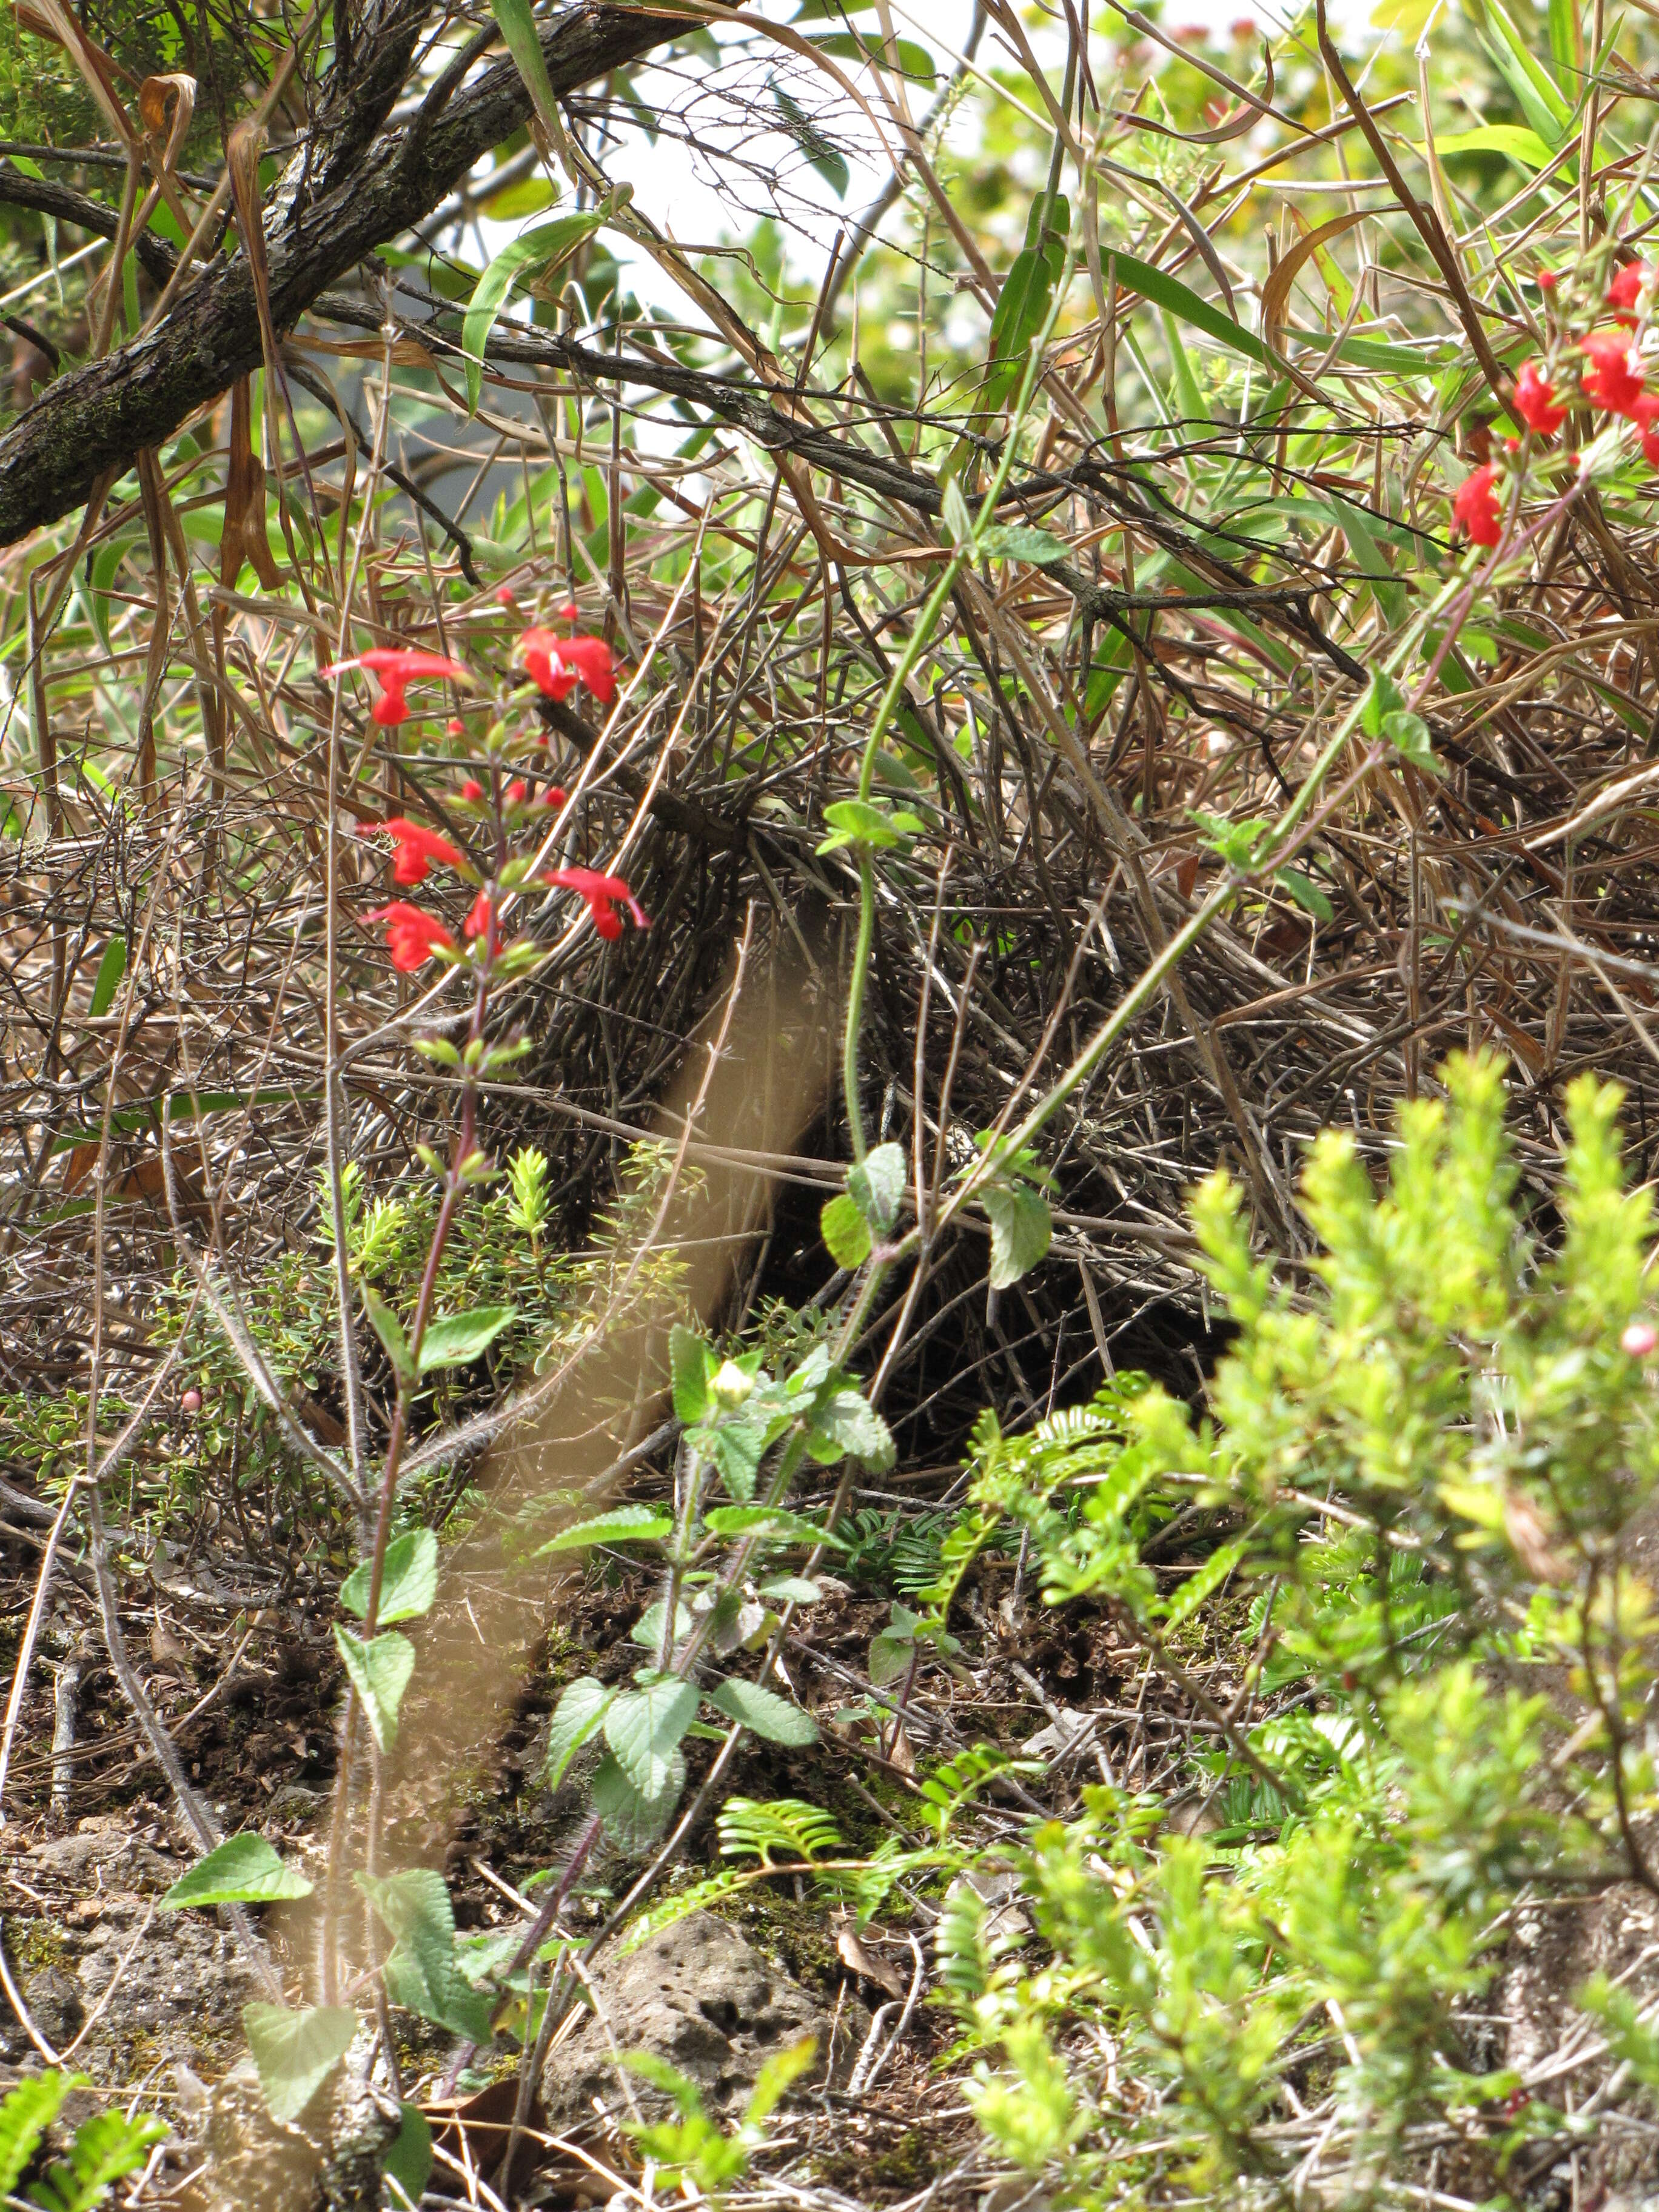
940, 1057, 1659, 2200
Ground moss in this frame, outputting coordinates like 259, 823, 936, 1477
11, 1919, 72, 1973
815, 2131, 940, 2197
712, 1882, 841, 1995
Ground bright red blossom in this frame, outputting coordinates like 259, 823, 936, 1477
1452, 464, 1502, 548
495, 586, 517, 608
321, 647, 470, 727
543, 865, 649, 942
357, 816, 464, 887
464, 890, 495, 944
1609, 261, 1654, 321
1581, 329, 1649, 415
518, 628, 618, 705
1513, 361, 1566, 435
543, 785, 568, 808
461, 779, 484, 802
506, 779, 529, 808
371, 903, 456, 971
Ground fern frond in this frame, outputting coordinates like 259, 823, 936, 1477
0, 2072, 73, 2197
716, 1797, 843, 1865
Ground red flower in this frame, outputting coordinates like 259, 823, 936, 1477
461, 779, 484, 802
495, 585, 517, 608
464, 889, 495, 944
321, 647, 471, 727
543, 865, 649, 942
370, 903, 457, 972
1581, 329, 1648, 416
558, 600, 579, 621
1537, 269, 1558, 290
506, 779, 529, 808
1513, 361, 1566, 435
357, 816, 464, 887
447, 717, 466, 737
1609, 260, 1654, 322
542, 785, 568, 808
518, 628, 618, 705
1638, 396, 1659, 469
1452, 464, 1503, 548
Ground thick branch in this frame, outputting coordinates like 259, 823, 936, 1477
0, 3, 690, 543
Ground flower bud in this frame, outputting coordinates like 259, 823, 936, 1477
709, 1359, 754, 1410
181, 1387, 202, 1415
1623, 1322, 1657, 1358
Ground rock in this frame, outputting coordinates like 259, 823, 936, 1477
28, 1829, 178, 1886
21, 1966, 84, 2048
541, 1912, 866, 2130
183, 2061, 326, 2212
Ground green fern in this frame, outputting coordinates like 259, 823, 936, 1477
716, 1797, 843, 1865
0, 2073, 73, 2196
28, 2106, 168, 2212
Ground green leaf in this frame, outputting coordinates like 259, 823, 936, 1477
537, 1505, 674, 1555
546, 1675, 614, 1788
0, 2071, 73, 2194
631, 1596, 694, 1650
417, 1304, 517, 1373
849, 1141, 907, 1233
869, 1627, 916, 1687
338, 1528, 438, 1625
940, 475, 974, 548
670, 1322, 712, 1426
1102, 247, 1268, 369
1427, 123, 1553, 169
1275, 868, 1334, 923
708, 1677, 819, 1745
988, 245, 1054, 377
333, 1626, 415, 1754
979, 524, 1068, 565
1359, 669, 1405, 737
359, 1868, 493, 2043
605, 1678, 700, 1799
745, 2036, 820, 2127
809, 28, 935, 78
1383, 711, 1443, 775
384, 2104, 433, 2212
757, 1574, 826, 1604
821, 1191, 873, 1267
770, 79, 848, 197
815, 797, 920, 854
242, 2003, 357, 2125
592, 1747, 683, 1849
360, 1285, 413, 1379
463, 210, 608, 414
161, 1834, 313, 1910
704, 1504, 848, 1549
984, 1184, 1052, 1290
808, 1387, 895, 1472
711, 1419, 768, 1501
87, 936, 127, 1019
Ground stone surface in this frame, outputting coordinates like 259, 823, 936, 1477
541, 1911, 867, 2130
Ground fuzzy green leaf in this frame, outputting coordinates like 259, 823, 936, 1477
243, 2003, 357, 2125
545, 1675, 614, 1788
537, 1506, 673, 1555
821, 1191, 873, 1268
605, 1678, 700, 1800
417, 1304, 517, 1373
338, 1528, 438, 1625
333, 1626, 415, 1754
162, 1834, 313, 1910
708, 1677, 819, 1745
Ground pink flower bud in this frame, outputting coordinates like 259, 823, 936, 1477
181, 1388, 203, 1414
1623, 1322, 1657, 1358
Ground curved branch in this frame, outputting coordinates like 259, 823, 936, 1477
0, 2, 692, 544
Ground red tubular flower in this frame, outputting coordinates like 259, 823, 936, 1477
370, 903, 457, 972
1536, 268, 1558, 290
1452, 464, 1503, 548
357, 816, 464, 887
506, 779, 529, 808
543, 865, 649, 942
463, 890, 495, 943
447, 717, 466, 737
460, 779, 484, 802
321, 647, 471, 727
560, 634, 618, 703
542, 785, 568, 808
1513, 361, 1566, 435
1609, 260, 1654, 322
1638, 397, 1659, 469
1581, 329, 1649, 416
495, 585, 518, 608
518, 628, 618, 705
